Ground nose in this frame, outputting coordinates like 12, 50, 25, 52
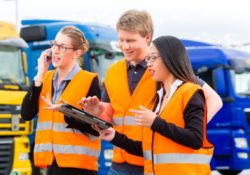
146, 60, 152, 68
120, 41, 130, 50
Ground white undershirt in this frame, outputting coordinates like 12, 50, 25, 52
154, 79, 183, 114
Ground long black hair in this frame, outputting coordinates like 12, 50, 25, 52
152, 36, 196, 83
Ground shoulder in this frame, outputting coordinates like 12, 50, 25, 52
78, 70, 98, 79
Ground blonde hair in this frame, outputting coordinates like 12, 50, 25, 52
59, 25, 89, 56
116, 9, 154, 40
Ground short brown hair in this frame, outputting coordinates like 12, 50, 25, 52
116, 9, 154, 39
59, 25, 89, 56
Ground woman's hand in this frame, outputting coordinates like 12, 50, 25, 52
35, 49, 52, 80
130, 105, 157, 128
99, 127, 116, 141
78, 96, 104, 116
41, 93, 66, 111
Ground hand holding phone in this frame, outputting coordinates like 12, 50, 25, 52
46, 51, 52, 62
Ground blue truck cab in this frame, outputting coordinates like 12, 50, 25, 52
184, 40, 250, 175
20, 19, 123, 175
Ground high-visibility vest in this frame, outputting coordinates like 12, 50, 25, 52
104, 59, 156, 166
142, 82, 214, 175
34, 70, 100, 171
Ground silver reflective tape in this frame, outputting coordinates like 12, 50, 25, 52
113, 117, 123, 126
143, 150, 152, 161
53, 144, 100, 158
36, 122, 52, 131
113, 116, 137, 126
34, 143, 53, 152
154, 153, 212, 165
53, 123, 72, 132
124, 116, 137, 126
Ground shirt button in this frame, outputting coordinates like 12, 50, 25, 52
134, 71, 137, 74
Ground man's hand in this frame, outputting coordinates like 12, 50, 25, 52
78, 96, 104, 116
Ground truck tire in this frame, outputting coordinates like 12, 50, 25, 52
218, 170, 242, 175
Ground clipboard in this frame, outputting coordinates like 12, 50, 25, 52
59, 103, 112, 130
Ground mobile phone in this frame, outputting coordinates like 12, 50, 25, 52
46, 51, 52, 62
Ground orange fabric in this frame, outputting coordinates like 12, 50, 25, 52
34, 70, 100, 171
104, 59, 156, 166
143, 82, 214, 175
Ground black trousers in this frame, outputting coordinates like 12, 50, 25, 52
48, 160, 97, 175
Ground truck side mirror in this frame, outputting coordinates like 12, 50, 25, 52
213, 67, 227, 96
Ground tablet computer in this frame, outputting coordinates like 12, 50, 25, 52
59, 103, 112, 130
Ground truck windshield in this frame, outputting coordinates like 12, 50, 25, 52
0, 45, 26, 86
89, 48, 123, 83
231, 70, 250, 96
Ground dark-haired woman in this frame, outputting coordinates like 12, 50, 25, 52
100, 36, 214, 175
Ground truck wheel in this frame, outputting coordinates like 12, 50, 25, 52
218, 170, 242, 175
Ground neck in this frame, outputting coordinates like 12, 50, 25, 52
162, 75, 176, 93
57, 63, 75, 81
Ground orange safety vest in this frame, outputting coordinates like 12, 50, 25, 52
34, 70, 100, 171
104, 59, 156, 166
142, 82, 214, 175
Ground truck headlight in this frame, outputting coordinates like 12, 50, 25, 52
104, 149, 113, 160
234, 138, 248, 148
19, 153, 29, 160
237, 152, 248, 159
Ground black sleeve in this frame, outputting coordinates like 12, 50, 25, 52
21, 82, 42, 121
111, 131, 143, 156
64, 76, 101, 136
101, 84, 110, 102
151, 90, 205, 149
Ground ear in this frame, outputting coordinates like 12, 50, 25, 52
73, 49, 82, 59
145, 34, 152, 46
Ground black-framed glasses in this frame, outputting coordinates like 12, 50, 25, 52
50, 41, 75, 53
145, 54, 160, 63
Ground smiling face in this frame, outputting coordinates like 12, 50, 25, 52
51, 33, 80, 69
146, 44, 171, 82
118, 29, 151, 64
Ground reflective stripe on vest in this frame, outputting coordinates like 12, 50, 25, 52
35, 143, 100, 158
144, 151, 212, 165
143, 150, 152, 161
34, 143, 53, 152
36, 122, 52, 131
153, 153, 212, 165
113, 116, 136, 126
53, 144, 100, 158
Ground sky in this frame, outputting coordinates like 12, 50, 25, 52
1, 0, 250, 49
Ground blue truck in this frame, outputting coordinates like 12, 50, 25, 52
20, 20, 250, 175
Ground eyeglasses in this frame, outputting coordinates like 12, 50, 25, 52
50, 41, 75, 53
145, 54, 160, 63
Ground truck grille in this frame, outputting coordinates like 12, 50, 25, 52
0, 138, 13, 175
0, 105, 29, 134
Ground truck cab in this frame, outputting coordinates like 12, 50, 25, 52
183, 39, 250, 175
20, 19, 123, 175
0, 21, 32, 175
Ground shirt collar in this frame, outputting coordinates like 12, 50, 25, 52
126, 59, 147, 70
53, 64, 82, 81
156, 79, 183, 98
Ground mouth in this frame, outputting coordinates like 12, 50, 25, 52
124, 50, 134, 56
52, 56, 61, 63
148, 69, 155, 76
